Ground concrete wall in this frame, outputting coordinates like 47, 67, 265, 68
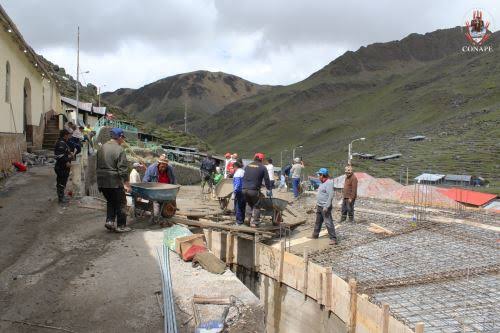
170, 162, 201, 185
0, 25, 61, 150
0, 133, 26, 172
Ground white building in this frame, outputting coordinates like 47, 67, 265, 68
0, 5, 62, 171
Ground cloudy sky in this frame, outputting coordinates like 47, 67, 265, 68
2, 1, 498, 91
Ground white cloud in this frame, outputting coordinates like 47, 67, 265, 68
3, 0, 499, 91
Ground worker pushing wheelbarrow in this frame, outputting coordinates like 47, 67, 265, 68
130, 183, 181, 224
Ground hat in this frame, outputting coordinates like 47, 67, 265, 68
158, 154, 169, 164
225, 153, 231, 158
316, 168, 329, 176
110, 128, 126, 139
345, 165, 353, 173
133, 162, 141, 168
294, 157, 300, 163
254, 153, 265, 161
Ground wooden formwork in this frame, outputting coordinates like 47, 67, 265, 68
203, 229, 420, 333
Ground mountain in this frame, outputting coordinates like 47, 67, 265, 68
38, 57, 211, 150
190, 27, 500, 192
101, 71, 270, 129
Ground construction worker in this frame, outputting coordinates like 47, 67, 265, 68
232, 161, 246, 225
290, 157, 304, 198
311, 168, 337, 245
341, 165, 358, 222
96, 128, 131, 232
242, 153, 272, 227
129, 162, 144, 184
53, 129, 73, 203
200, 154, 216, 192
143, 155, 176, 222
214, 166, 223, 185
223, 153, 231, 178
266, 158, 275, 189
226, 153, 238, 178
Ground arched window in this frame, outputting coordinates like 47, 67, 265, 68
5, 62, 10, 103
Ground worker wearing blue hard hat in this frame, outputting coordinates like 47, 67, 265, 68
310, 167, 337, 245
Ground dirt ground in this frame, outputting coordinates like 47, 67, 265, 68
0, 166, 264, 333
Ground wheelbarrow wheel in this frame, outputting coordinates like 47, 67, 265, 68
219, 197, 229, 210
161, 200, 177, 218
272, 210, 283, 225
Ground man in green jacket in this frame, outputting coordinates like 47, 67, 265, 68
96, 128, 131, 232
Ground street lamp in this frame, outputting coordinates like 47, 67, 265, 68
292, 145, 303, 160
75, 69, 90, 125
348, 137, 365, 164
280, 149, 288, 168
98, 84, 107, 108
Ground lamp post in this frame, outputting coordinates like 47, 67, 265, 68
348, 137, 365, 164
98, 84, 106, 108
292, 145, 303, 160
280, 149, 288, 168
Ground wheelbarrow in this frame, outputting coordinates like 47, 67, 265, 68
214, 178, 233, 210
258, 197, 288, 225
131, 183, 181, 219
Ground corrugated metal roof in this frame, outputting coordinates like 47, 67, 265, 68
438, 188, 497, 207
414, 173, 445, 182
375, 153, 402, 161
409, 135, 426, 140
444, 174, 471, 182
92, 106, 107, 115
61, 96, 93, 112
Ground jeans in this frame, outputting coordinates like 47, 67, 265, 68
54, 167, 69, 200
341, 198, 356, 220
100, 187, 127, 227
243, 189, 261, 225
313, 205, 336, 240
234, 191, 246, 224
292, 178, 300, 198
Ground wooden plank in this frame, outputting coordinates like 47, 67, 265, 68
225, 231, 234, 265
388, 316, 415, 333
368, 223, 393, 235
382, 303, 389, 333
348, 279, 357, 333
258, 243, 281, 280
170, 216, 275, 236
331, 273, 350, 323
282, 252, 304, 290
356, 295, 383, 333
207, 229, 212, 251
306, 261, 327, 302
254, 234, 260, 271
324, 269, 332, 311
210, 231, 224, 259
415, 323, 424, 333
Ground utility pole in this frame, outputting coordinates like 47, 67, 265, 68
184, 100, 187, 133
75, 26, 80, 125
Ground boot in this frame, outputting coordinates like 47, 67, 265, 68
348, 216, 355, 223
339, 215, 347, 223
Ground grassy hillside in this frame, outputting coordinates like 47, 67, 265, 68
191, 28, 499, 192
102, 70, 270, 130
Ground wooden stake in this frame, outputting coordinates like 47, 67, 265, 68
324, 268, 332, 311
318, 272, 323, 305
278, 240, 285, 284
207, 229, 212, 251
254, 234, 260, 271
415, 322, 424, 333
225, 231, 233, 265
348, 278, 357, 333
303, 246, 309, 299
382, 303, 389, 333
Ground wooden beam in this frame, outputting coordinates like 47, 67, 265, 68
254, 234, 260, 271
348, 279, 357, 333
303, 246, 309, 299
382, 303, 389, 333
278, 240, 285, 284
324, 268, 332, 311
170, 216, 275, 236
225, 231, 234, 265
207, 229, 212, 251
415, 322, 424, 333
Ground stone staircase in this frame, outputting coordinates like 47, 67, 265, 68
42, 116, 60, 150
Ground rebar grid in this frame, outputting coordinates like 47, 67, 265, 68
307, 206, 499, 332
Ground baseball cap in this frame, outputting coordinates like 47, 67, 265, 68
133, 162, 141, 168
316, 168, 329, 176
254, 153, 265, 160
110, 128, 126, 139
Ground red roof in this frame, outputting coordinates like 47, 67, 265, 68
437, 188, 497, 206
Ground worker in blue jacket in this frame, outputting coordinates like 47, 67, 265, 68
232, 161, 246, 225
242, 153, 272, 227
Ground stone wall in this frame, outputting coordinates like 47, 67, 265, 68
0, 133, 26, 173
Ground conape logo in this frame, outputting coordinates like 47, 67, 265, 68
461, 9, 494, 53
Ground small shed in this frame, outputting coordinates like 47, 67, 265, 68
375, 153, 402, 161
444, 174, 472, 186
414, 173, 445, 184
409, 135, 426, 141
